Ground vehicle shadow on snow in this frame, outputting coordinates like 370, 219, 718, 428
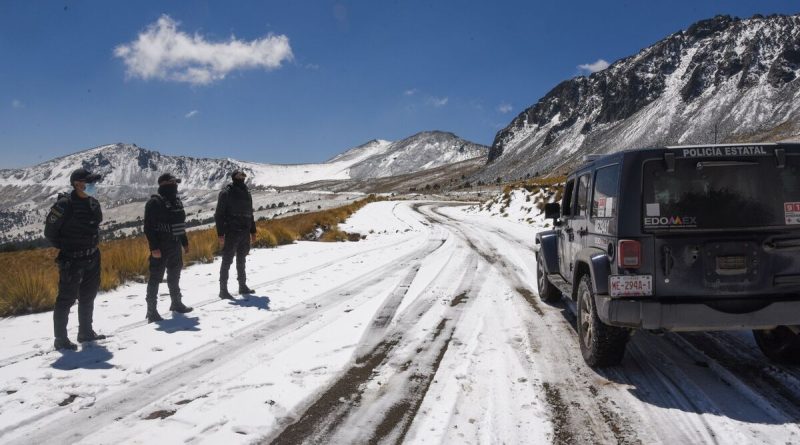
51, 344, 114, 370
229, 295, 271, 310
545, 298, 800, 425
154, 313, 201, 333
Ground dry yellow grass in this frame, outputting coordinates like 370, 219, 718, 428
0, 252, 58, 316
253, 227, 277, 248
0, 195, 382, 317
319, 227, 348, 242
186, 229, 219, 264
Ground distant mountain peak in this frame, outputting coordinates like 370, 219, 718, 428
347, 131, 488, 179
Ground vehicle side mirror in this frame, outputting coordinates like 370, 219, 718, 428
544, 203, 561, 220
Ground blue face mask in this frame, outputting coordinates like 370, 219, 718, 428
84, 183, 97, 197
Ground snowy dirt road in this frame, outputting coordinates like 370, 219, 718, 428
1, 201, 799, 444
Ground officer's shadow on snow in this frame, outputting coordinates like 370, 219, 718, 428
51, 344, 113, 370
229, 295, 271, 310
154, 313, 201, 333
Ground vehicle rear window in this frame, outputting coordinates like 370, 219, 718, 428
592, 164, 619, 218
642, 154, 800, 230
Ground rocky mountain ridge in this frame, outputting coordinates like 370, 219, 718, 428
480, 13, 800, 180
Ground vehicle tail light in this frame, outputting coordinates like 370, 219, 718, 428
618, 240, 641, 269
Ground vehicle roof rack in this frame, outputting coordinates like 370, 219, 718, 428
582, 154, 603, 163
665, 142, 778, 149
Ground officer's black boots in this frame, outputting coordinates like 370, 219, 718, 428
147, 310, 164, 323
219, 284, 234, 300
146, 306, 164, 322
238, 284, 254, 294
77, 330, 107, 342
169, 295, 193, 313
54, 338, 78, 351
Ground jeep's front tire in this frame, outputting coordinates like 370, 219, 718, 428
537, 251, 560, 303
576, 275, 630, 367
753, 327, 800, 365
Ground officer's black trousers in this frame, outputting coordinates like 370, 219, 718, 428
53, 251, 101, 339
146, 242, 183, 305
220, 231, 250, 287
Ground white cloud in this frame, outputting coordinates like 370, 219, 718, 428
114, 14, 294, 85
12, 99, 23, 108
577, 59, 610, 74
428, 96, 448, 107
404, 88, 418, 96
333, 3, 348, 25
497, 102, 512, 114
185, 110, 199, 118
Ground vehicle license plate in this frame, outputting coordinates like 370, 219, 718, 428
609, 275, 653, 297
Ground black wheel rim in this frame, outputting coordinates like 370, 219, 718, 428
580, 287, 594, 351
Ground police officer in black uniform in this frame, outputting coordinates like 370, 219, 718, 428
144, 173, 193, 322
215, 170, 257, 299
44, 168, 106, 350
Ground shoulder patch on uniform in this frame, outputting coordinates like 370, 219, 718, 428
47, 209, 61, 223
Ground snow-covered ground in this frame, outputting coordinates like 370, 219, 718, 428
2, 201, 799, 444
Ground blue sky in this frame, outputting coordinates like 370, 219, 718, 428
1, 1, 798, 168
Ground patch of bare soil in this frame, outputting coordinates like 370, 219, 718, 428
145, 409, 176, 420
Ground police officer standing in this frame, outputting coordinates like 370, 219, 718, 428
144, 173, 193, 322
215, 170, 257, 299
44, 168, 106, 350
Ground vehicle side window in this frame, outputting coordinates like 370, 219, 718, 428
562, 178, 575, 217
576, 174, 589, 217
592, 164, 620, 218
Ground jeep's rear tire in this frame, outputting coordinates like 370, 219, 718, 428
753, 327, 800, 365
537, 251, 560, 303
577, 275, 630, 367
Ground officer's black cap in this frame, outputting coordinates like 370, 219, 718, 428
70, 168, 102, 184
157, 173, 182, 185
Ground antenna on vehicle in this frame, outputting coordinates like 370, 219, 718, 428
775, 148, 786, 169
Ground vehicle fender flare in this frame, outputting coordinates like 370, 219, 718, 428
573, 247, 611, 296
535, 230, 559, 274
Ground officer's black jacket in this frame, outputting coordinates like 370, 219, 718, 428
44, 191, 103, 252
144, 194, 189, 251
214, 183, 256, 236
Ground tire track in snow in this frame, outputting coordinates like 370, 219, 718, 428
264, 218, 483, 444
421, 204, 646, 444
671, 331, 800, 422
3, 235, 448, 445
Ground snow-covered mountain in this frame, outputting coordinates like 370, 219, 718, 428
0, 132, 486, 244
481, 14, 800, 180
345, 131, 488, 179
325, 139, 393, 164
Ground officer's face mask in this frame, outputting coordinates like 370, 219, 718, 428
158, 182, 179, 198
84, 182, 97, 197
